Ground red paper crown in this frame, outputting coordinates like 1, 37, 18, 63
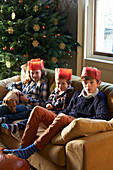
55, 68, 72, 80
28, 58, 44, 70
81, 67, 101, 80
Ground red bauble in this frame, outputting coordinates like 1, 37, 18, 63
42, 26, 45, 29
46, 6, 49, 9
3, 46, 7, 50
19, 0, 23, 3
68, 50, 71, 53
10, 47, 14, 51
43, 35, 46, 38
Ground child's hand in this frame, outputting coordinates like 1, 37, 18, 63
13, 89, 23, 96
20, 93, 28, 103
46, 103, 54, 110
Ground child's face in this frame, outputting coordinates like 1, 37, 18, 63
82, 78, 101, 94
30, 70, 42, 82
56, 79, 69, 91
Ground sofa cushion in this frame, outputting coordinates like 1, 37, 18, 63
0, 75, 21, 101
51, 118, 113, 144
107, 89, 113, 118
0, 147, 30, 170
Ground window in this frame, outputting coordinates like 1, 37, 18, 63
94, 0, 113, 57
83, 0, 113, 61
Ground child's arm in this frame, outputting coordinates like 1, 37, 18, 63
58, 92, 77, 115
92, 93, 109, 120
45, 90, 56, 109
6, 81, 23, 91
46, 103, 54, 110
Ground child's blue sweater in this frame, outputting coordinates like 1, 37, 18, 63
61, 90, 109, 120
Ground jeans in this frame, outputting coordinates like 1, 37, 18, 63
0, 102, 31, 123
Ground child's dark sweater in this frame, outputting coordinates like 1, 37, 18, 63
61, 90, 109, 120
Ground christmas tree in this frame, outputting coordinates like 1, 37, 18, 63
0, 0, 78, 79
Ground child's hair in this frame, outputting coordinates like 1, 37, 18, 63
66, 80, 71, 85
55, 78, 71, 85
21, 64, 47, 84
80, 76, 99, 83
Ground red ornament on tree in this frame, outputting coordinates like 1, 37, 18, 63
68, 50, 71, 53
19, 0, 23, 3
43, 35, 47, 38
46, 6, 49, 9
10, 47, 14, 51
42, 26, 45, 29
3, 46, 7, 50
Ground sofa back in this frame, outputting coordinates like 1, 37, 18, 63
0, 68, 113, 119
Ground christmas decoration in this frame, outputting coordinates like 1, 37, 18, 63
11, 12, 16, 20
0, 6, 3, 13
10, 47, 14, 51
3, 46, 7, 51
19, 0, 23, 4
54, 18, 58, 25
6, 61, 11, 68
60, 43, 65, 50
33, 5, 38, 12
33, 25, 40, 31
51, 57, 58, 63
42, 26, 45, 29
43, 35, 46, 39
0, 0, 79, 79
32, 40, 39, 47
8, 27, 14, 34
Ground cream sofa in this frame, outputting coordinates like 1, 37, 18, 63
0, 68, 113, 170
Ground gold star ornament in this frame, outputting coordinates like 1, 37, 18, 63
33, 5, 38, 12
32, 40, 39, 47
51, 57, 58, 63
33, 24, 40, 31
59, 43, 65, 50
8, 27, 14, 34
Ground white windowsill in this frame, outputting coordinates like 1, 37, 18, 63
85, 56, 113, 65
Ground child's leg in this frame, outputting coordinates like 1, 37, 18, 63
3, 106, 57, 159
22, 113, 75, 150
0, 104, 10, 124
3, 143, 38, 160
0, 117, 6, 124
19, 106, 57, 148
1, 119, 28, 133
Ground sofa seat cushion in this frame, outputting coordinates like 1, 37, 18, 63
51, 118, 113, 144
37, 143, 66, 166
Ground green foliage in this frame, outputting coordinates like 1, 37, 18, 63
0, 0, 78, 79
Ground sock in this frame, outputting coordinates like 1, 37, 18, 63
19, 145, 24, 149
3, 143, 38, 160
0, 117, 6, 124
1, 122, 26, 133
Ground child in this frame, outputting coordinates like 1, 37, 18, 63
2, 68, 74, 133
0, 58, 48, 124
3, 67, 109, 160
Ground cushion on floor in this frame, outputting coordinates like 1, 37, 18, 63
0, 147, 30, 170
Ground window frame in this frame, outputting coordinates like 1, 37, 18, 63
84, 0, 113, 62
93, 0, 113, 57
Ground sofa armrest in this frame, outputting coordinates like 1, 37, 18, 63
0, 75, 21, 100
66, 130, 113, 170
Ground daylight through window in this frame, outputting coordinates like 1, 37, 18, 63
94, 0, 113, 57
